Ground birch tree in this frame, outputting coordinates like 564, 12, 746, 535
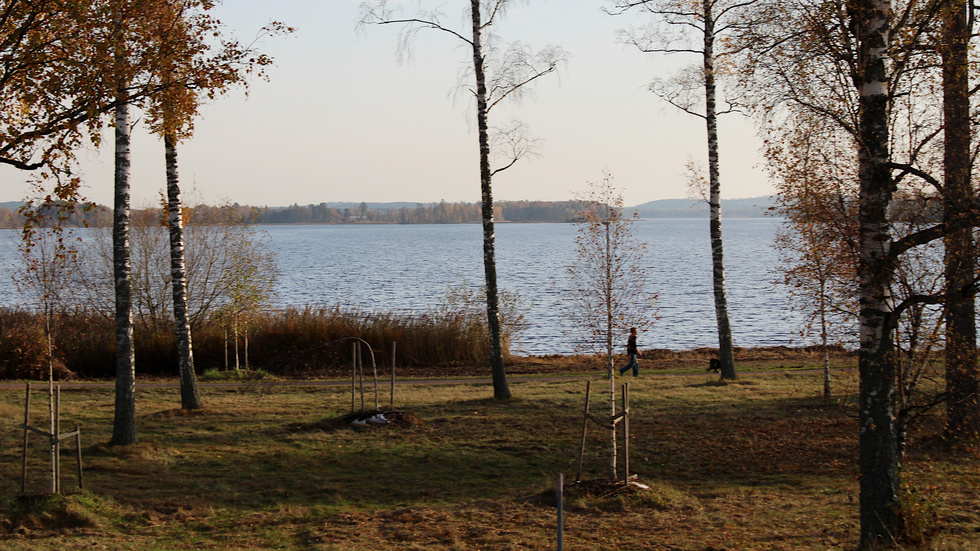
145, 1, 287, 410
154, 5, 203, 409
610, 0, 758, 380
14, 206, 81, 494
565, 174, 652, 479
359, 0, 566, 400
735, 0, 977, 544
105, 0, 286, 441
164, 114, 202, 408
771, 166, 860, 400
110, 0, 138, 446
851, 6, 904, 542
939, 0, 979, 440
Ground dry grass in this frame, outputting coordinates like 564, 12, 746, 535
0, 359, 977, 550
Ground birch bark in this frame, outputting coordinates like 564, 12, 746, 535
613, 0, 742, 379
471, 0, 511, 400
359, 0, 563, 400
110, 84, 137, 446
852, 0, 901, 544
701, 1, 737, 380
165, 129, 203, 410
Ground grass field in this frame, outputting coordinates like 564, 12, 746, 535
1, 357, 978, 550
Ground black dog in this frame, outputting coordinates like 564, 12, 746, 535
707, 358, 721, 373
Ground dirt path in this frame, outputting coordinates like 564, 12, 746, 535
0, 367, 836, 390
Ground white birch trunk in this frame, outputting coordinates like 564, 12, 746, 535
165, 130, 203, 409
111, 97, 137, 446
605, 219, 616, 479
471, 0, 511, 400
702, 0, 736, 380
853, 1, 901, 545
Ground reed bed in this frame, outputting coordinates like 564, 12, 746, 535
0, 305, 520, 380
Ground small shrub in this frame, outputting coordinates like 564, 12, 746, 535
200, 368, 273, 382
899, 484, 944, 546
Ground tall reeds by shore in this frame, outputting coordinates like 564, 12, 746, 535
0, 305, 519, 380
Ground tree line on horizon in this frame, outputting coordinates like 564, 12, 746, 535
0, 194, 943, 228
0, 200, 584, 226
254, 199, 585, 224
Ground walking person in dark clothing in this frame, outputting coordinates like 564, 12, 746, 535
618, 327, 640, 377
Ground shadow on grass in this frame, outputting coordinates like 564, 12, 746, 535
0, 381, 911, 521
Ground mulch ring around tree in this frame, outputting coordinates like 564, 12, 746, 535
286, 409, 425, 433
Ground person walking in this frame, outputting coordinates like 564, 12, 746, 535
618, 327, 640, 377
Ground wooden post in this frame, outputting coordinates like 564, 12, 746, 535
233, 319, 240, 371
622, 383, 630, 485
357, 342, 365, 413
389, 342, 396, 410
21, 383, 30, 494
371, 346, 378, 411
55, 385, 61, 494
576, 380, 592, 482
557, 472, 564, 551
75, 425, 83, 489
350, 342, 357, 413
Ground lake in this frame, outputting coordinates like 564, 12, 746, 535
0, 218, 810, 356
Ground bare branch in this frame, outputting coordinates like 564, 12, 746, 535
885, 161, 942, 192
489, 120, 539, 176
357, 0, 473, 58
485, 43, 566, 111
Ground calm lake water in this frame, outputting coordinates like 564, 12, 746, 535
0, 218, 811, 356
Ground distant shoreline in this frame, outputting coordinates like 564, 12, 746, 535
0, 196, 777, 228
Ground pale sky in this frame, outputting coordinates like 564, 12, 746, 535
0, 0, 773, 208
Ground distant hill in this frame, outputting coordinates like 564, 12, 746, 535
631, 196, 776, 218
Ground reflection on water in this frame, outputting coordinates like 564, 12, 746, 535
0, 218, 809, 355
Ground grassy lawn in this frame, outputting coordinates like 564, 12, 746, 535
0, 364, 978, 550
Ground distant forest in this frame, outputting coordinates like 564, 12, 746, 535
0, 197, 778, 228
253, 200, 585, 224
0, 200, 586, 227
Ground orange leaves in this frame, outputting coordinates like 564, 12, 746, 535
0, 0, 292, 174
142, 2, 292, 142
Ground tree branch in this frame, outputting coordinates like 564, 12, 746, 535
885, 161, 942, 192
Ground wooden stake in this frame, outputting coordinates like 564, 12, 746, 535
55, 385, 61, 493
371, 345, 378, 411
75, 425, 83, 489
357, 342, 365, 413
389, 342, 396, 410
557, 472, 564, 551
622, 383, 630, 484
350, 342, 357, 413
576, 380, 592, 482
21, 383, 30, 494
